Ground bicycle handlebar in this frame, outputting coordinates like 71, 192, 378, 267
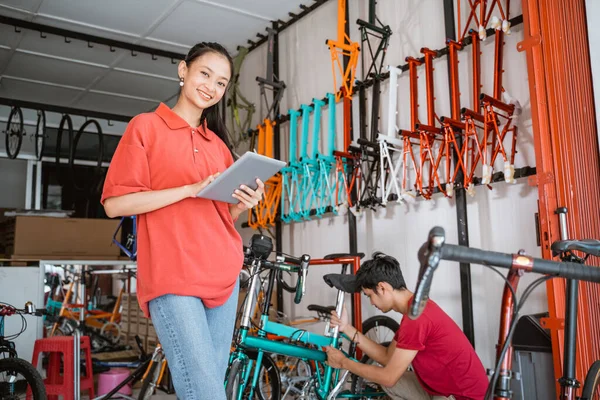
0, 302, 47, 317
409, 227, 600, 320
243, 253, 311, 304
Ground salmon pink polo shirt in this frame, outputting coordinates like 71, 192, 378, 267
101, 103, 243, 318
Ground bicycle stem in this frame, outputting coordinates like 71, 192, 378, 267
556, 207, 581, 396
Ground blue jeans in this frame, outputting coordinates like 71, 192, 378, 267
149, 284, 239, 400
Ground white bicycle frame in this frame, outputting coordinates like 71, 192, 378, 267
377, 65, 406, 205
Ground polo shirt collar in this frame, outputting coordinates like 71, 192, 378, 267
155, 103, 213, 140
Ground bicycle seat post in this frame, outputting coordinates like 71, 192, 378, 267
328, 286, 346, 342
325, 263, 349, 338
240, 260, 261, 331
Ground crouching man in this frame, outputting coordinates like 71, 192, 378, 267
325, 252, 488, 400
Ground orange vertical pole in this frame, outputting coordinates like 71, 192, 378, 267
519, 0, 600, 395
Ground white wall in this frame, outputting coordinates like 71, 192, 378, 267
234, 0, 547, 371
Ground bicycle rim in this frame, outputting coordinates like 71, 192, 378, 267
362, 315, 399, 345
5, 107, 24, 160
35, 110, 46, 161
71, 119, 104, 191
55, 114, 73, 186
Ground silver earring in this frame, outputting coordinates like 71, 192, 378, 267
179, 77, 184, 87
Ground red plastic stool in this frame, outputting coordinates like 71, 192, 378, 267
31, 335, 95, 400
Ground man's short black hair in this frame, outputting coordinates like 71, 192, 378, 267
356, 252, 407, 293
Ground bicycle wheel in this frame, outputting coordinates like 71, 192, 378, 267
0, 357, 46, 399
271, 345, 313, 398
362, 315, 399, 345
226, 351, 281, 400
70, 119, 104, 191
5, 106, 24, 159
581, 360, 600, 400
100, 322, 122, 345
350, 341, 391, 397
34, 110, 46, 161
55, 114, 73, 185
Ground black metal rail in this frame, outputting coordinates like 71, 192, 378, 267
244, 0, 331, 52
0, 15, 185, 61
0, 97, 133, 123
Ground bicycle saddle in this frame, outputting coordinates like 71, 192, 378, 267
551, 239, 600, 257
323, 273, 360, 293
307, 304, 335, 314
324, 252, 365, 260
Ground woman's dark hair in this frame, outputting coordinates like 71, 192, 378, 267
356, 252, 407, 293
184, 42, 234, 154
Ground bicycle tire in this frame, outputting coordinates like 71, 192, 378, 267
350, 341, 391, 396
362, 315, 399, 345
55, 114, 73, 185
5, 106, 24, 159
138, 358, 161, 400
100, 322, 122, 345
34, 109, 46, 161
226, 351, 281, 400
581, 360, 600, 400
70, 119, 104, 191
0, 357, 47, 399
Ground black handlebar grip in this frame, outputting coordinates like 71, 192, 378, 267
533, 258, 600, 283
440, 243, 600, 283
284, 255, 302, 265
294, 254, 311, 304
439, 244, 514, 268
410, 227, 446, 319
409, 264, 435, 320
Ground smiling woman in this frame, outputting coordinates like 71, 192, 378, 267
100, 41, 265, 400
172, 42, 234, 147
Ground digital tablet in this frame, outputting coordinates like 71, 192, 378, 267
196, 151, 286, 203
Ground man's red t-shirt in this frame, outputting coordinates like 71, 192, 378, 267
395, 299, 488, 400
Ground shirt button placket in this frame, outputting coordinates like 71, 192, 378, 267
191, 128, 199, 163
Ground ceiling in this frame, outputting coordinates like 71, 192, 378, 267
0, 0, 312, 132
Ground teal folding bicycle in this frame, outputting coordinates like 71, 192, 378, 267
225, 234, 387, 399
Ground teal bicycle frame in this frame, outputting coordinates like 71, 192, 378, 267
281, 109, 302, 223
281, 94, 349, 222
227, 257, 384, 399
316, 92, 344, 215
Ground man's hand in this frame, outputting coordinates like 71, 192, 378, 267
325, 346, 347, 369
330, 304, 350, 333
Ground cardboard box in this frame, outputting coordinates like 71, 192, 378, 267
2, 216, 121, 258
120, 293, 157, 353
